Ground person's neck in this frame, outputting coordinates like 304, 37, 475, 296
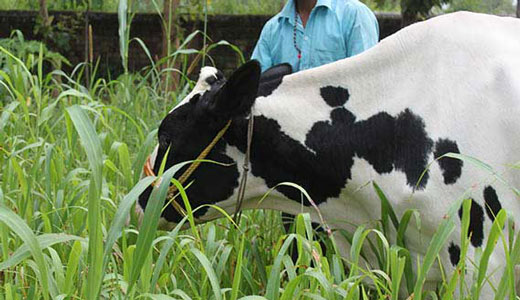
296, 0, 317, 14
295, 0, 316, 27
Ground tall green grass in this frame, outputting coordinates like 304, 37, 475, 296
0, 8, 519, 300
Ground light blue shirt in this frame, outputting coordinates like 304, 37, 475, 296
251, 0, 379, 72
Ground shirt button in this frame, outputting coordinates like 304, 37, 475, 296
304, 36, 309, 41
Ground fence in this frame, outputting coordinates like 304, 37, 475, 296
0, 10, 402, 76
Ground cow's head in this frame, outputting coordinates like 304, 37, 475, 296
138, 60, 268, 226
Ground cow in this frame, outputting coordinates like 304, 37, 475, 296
138, 12, 520, 297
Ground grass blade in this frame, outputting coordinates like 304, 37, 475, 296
0, 204, 51, 300
230, 235, 246, 300
190, 248, 222, 300
66, 105, 104, 300
128, 161, 192, 294
0, 233, 83, 271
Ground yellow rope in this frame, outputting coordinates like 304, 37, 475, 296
176, 120, 232, 187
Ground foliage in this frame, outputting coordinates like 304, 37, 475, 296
402, 0, 451, 17
205, 0, 283, 15
0, 0, 283, 14
363, 0, 401, 12
361, 0, 516, 19
372, 0, 452, 25
34, 11, 84, 54
0, 31, 69, 69
445, 0, 516, 15
0, 0, 39, 10
0, 2, 519, 300
0, 30, 69, 103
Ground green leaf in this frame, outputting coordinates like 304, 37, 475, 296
413, 196, 462, 300
0, 204, 51, 300
190, 248, 222, 300
66, 105, 104, 300
64, 240, 83, 296
231, 236, 246, 300
103, 176, 155, 273
128, 160, 192, 293
373, 181, 399, 235
474, 209, 506, 299
0, 101, 19, 132
266, 234, 296, 300
0, 233, 83, 271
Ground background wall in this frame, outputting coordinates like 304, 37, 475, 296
0, 10, 402, 76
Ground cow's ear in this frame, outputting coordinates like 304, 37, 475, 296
210, 60, 261, 117
257, 63, 292, 97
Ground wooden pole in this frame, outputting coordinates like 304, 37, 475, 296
84, 2, 90, 87
89, 25, 93, 64
39, 0, 50, 27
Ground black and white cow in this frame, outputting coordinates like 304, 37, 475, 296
139, 12, 520, 296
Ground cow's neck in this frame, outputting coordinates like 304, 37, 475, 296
223, 43, 434, 214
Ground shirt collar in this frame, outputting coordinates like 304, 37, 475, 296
278, 0, 332, 24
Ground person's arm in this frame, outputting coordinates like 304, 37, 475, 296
345, 3, 379, 57
251, 21, 274, 72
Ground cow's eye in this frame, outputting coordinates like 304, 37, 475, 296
206, 76, 218, 85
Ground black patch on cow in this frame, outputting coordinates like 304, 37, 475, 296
226, 104, 434, 205
458, 199, 485, 247
257, 63, 292, 97
448, 242, 461, 266
393, 110, 434, 188
307, 107, 433, 189
483, 186, 502, 222
228, 115, 337, 202
320, 86, 350, 107
434, 139, 463, 184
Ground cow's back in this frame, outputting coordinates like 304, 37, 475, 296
253, 12, 520, 296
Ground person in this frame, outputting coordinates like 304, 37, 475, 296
251, 0, 380, 73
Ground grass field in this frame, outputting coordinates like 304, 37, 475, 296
1, 7, 520, 300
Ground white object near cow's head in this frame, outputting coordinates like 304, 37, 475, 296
138, 12, 520, 296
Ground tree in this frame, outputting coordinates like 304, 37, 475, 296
374, 0, 451, 27
447, 0, 516, 15
402, 0, 452, 26
39, 0, 51, 28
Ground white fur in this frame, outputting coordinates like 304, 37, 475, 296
170, 66, 219, 112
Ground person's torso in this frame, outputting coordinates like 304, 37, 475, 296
270, 3, 347, 71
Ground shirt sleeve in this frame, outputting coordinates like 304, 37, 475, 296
345, 3, 380, 57
251, 21, 274, 72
